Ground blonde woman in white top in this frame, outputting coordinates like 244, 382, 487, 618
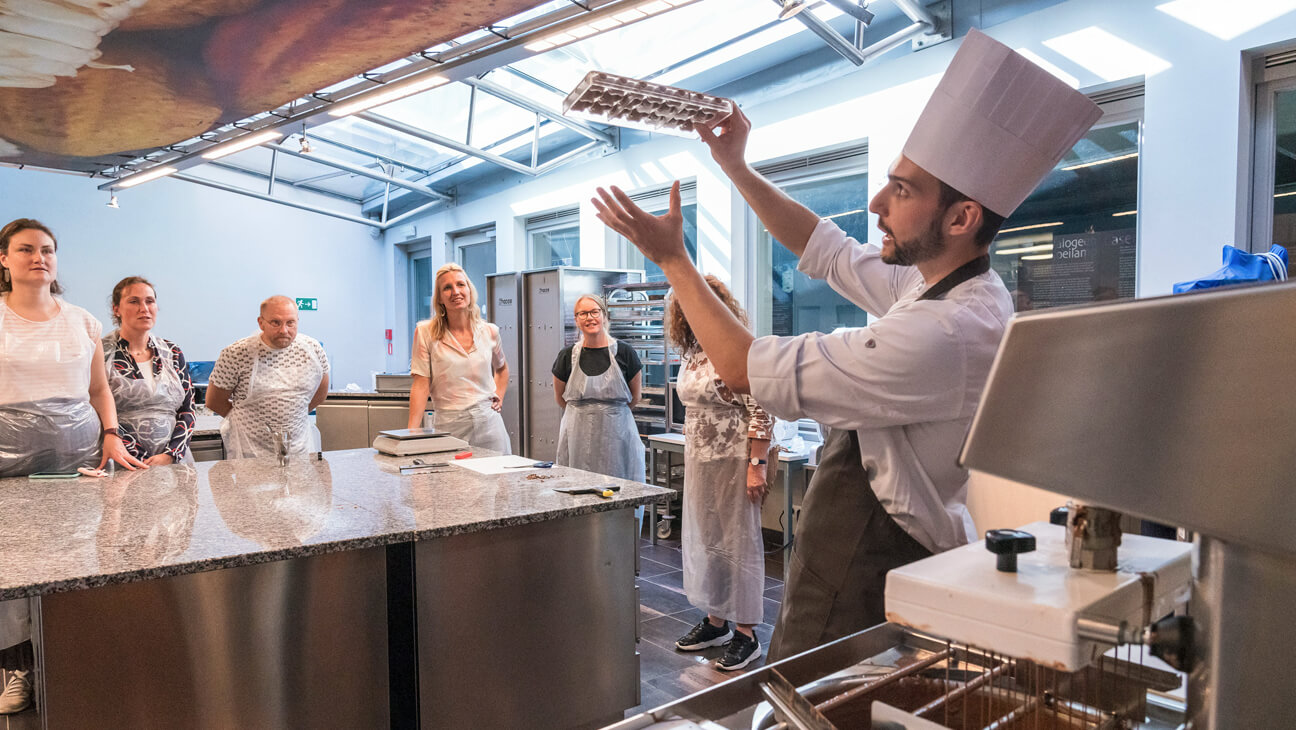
406, 263, 511, 453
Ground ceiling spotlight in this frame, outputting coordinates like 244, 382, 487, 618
299, 133, 313, 154
106, 193, 119, 209
778, 0, 808, 20
824, 0, 874, 26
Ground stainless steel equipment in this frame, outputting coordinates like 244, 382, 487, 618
604, 281, 680, 435
607, 623, 1182, 729
487, 271, 524, 454
521, 266, 643, 460
959, 281, 1296, 729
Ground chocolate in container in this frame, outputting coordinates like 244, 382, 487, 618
561, 70, 733, 138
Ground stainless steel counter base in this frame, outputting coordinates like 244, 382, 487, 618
416, 508, 639, 730
34, 546, 390, 729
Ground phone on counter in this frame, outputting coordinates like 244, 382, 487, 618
29, 472, 81, 479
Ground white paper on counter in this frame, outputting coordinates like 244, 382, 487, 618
453, 455, 546, 475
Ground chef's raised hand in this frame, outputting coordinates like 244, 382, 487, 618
695, 104, 750, 174
592, 181, 687, 268
99, 433, 148, 471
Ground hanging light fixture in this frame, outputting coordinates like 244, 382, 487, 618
106, 192, 119, 209
778, 0, 809, 20
299, 123, 313, 154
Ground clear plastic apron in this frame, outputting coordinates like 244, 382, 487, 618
220, 339, 322, 459
433, 400, 511, 454
0, 299, 101, 478
554, 339, 645, 482
104, 332, 194, 464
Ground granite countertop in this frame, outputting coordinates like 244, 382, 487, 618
0, 449, 669, 600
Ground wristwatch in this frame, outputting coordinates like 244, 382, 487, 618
750, 457, 766, 466
102, 427, 119, 438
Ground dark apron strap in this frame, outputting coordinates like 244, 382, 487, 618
919, 254, 990, 301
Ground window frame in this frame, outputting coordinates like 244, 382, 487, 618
1251, 54, 1296, 252
525, 207, 581, 268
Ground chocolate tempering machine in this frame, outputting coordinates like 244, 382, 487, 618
607, 281, 1296, 729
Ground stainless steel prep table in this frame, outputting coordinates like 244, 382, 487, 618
0, 449, 669, 729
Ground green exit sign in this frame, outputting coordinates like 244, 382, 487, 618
295, 297, 318, 311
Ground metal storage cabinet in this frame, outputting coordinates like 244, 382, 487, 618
486, 272, 523, 455
522, 267, 642, 460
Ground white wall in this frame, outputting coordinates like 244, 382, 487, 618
0, 166, 387, 388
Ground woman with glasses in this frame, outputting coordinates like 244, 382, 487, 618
551, 294, 644, 483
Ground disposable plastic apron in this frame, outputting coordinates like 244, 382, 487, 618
433, 400, 511, 454
554, 339, 644, 482
104, 333, 193, 464
0, 299, 101, 477
220, 340, 322, 459
676, 356, 764, 625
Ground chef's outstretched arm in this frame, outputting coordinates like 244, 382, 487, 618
695, 108, 819, 257
593, 183, 754, 393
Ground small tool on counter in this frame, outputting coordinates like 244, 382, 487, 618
505, 461, 553, 469
554, 485, 620, 499
76, 467, 109, 478
399, 457, 450, 474
454, 451, 473, 459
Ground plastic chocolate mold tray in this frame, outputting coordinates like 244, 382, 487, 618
561, 70, 733, 137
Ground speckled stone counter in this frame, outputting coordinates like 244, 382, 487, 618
0, 448, 668, 600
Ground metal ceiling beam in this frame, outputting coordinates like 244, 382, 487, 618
464, 77, 615, 147
207, 160, 366, 204
266, 144, 453, 201
308, 134, 439, 177
381, 198, 446, 230
775, 0, 868, 65
358, 112, 536, 177
291, 169, 352, 186
173, 173, 381, 228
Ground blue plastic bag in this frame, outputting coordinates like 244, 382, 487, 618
1172, 244, 1288, 293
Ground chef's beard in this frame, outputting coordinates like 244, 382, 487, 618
880, 216, 947, 266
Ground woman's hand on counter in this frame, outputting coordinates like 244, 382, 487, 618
99, 434, 148, 471
144, 453, 174, 466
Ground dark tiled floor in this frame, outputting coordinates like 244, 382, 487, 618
625, 532, 785, 719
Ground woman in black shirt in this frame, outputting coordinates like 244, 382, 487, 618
551, 294, 644, 483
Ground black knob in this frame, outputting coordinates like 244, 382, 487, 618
986, 529, 1036, 572
1050, 506, 1070, 526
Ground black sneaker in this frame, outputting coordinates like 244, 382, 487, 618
716, 630, 761, 671
675, 619, 733, 651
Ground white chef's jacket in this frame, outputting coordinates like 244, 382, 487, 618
748, 218, 1013, 553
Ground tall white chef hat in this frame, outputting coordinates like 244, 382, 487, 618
902, 28, 1103, 217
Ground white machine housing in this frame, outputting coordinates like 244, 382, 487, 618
885, 521, 1191, 671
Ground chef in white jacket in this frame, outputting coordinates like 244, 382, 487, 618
593, 28, 1103, 661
